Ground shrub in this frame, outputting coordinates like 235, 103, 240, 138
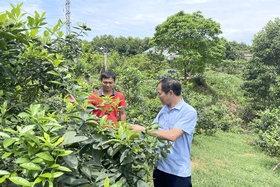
249, 107, 280, 156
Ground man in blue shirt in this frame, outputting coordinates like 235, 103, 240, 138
131, 77, 197, 187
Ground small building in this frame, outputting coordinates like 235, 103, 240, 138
244, 51, 252, 60
143, 47, 179, 60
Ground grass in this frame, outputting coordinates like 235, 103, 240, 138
191, 131, 280, 187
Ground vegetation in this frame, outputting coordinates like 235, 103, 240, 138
224, 41, 251, 61
192, 131, 280, 187
86, 35, 151, 56
242, 17, 280, 112
1, 3, 280, 187
152, 11, 226, 79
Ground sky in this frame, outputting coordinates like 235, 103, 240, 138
0, 0, 279, 45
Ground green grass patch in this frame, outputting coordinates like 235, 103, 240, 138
191, 131, 280, 187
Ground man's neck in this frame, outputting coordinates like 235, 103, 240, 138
168, 97, 182, 110
102, 89, 113, 96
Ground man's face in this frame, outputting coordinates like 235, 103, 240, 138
157, 83, 170, 105
101, 77, 115, 93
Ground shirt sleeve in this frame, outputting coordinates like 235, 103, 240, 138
175, 109, 197, 135
87, 92, 98, 105
117, 92, 127, 107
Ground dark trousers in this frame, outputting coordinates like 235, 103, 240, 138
153, 169, 192, 187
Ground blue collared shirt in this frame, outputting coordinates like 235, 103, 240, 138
153, 99, 197, 177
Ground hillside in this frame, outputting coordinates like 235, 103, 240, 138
190, 66, 280, 187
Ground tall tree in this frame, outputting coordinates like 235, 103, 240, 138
242, 18, 280, 110
151, 11, 225, 79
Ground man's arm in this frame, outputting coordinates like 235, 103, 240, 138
130, 125, 184, 142
119, 108, 126, 122
68, 94, 78, 104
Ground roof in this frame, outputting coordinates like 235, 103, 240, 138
143, 47, 179, 60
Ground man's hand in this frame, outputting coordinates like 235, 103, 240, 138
68, 94, 77, 104
129, 124, 146, 132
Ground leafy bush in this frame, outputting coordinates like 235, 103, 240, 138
0, 103, 73, 186
0, 96, 170, 187
249, 107, 280, 156
184, 91, 218, 135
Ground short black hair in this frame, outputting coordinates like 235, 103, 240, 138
100, 72, 116, 81
158, 77, 181, 96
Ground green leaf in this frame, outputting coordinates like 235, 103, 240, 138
20, 163, 41, 170
53, 137, 65, 146
91, 150, 102, 167
31, 158, 44, 163
9, 177, 31, 186
111, 144, 123, 157
3, 138, 16, 149
27, 135, 40, 145
36, 152, 54, 161
104, 177, 110, 187
49, 164, 71, 172
61, 131, 88, 145
0, 170, 10, 175
111, 180, 124, 187
0, 132, 10, 138
30, 104, 41, 116
95, 173, 115, 182
0, 101, 7, 114
2, 152, 12, 159
99, 139, 121, 146
61, 178, 89, 186
53, 59, 61, 67
120, 149, 127, 163
32, 177, 42, 185
50, 81, 63, 85
45, 122, 63, 129
80, 166, 91, 179
3, 128, 17, 134
55, 166, 72, 172
43, 132, 50, 143
48, 181, 54, 187
5, 32, 17, 39
15, 157, 30, 164
118, 125, 125, 139
20, 125, 35, 134
52, 172, 63, 178
58, 150, 73, 156
47, 70, 60, 76
58, 31, 64, 38
63, 154, 78, 169
39, 173, 52, 178
49, 164, 60, 168
0, 175, 8, 183
137, 180, 150, 187
18, 112, 30, 118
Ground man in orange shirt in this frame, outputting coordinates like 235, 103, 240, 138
88, 71, 126, 122
69, 71, 126, 123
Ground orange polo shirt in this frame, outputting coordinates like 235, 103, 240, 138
87, 89, 126, 122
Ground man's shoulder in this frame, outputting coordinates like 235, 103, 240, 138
181, 103, 197, 116
88, 91, 99, 98
115, 91, 125, 97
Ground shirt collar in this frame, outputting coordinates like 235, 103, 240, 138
98, 88, 116, 96
163, 98, 184, 111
